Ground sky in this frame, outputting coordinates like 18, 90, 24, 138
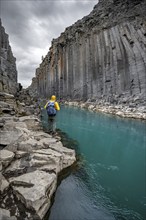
0, 0, 97, 88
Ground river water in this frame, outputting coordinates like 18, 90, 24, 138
42, 105, 146, 220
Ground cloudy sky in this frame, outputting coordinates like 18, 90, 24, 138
1, 0, 97, 88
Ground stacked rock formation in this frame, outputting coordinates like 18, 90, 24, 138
0, 92, 76, 220
29, 0, 146, 109
0, 19, 18, 95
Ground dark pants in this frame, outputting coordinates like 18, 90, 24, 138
48, 115, 56, 132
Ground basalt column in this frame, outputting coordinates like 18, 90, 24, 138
30, 0, 146, 106
0, 19, 18, 95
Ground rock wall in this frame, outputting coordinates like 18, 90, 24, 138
0, 19, 18, 95
30, 0, 146, 107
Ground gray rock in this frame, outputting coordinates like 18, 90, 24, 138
19, 116, 42, 131
39, 137, 57, 146
0, 162, 2, 171
17, 139, 43, 152
0, 173, 9, 193
15, 151, 29, 159
4, 158, 28, 177
0, 208, 18, 220
31, 148, 62, 173
0, 129, 23, 146
9, 170, 57, 219
32, 131, 52, 140
0, 208, 10, 219
0, 149, 15, 168
49, 141, 76, 169
0, 92, 14, 99
0, 20, 18, 95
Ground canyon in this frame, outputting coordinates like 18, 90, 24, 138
29, 0, 146, 110
0, 0, 146, 219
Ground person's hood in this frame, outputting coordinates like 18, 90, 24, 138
50, 95, 56, 101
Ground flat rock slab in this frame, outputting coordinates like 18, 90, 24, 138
17, 139, 43, 152
5, 121, 27, 130
9, 170, 57, 218
0, 129, 23, 146
49, 142, 76, 168
49, 141, 75, 156
39, 138, 57, 146
31, 149, 62, 173
32, 148, 62, 157
19, 116, 41, 131
32, 131, 52, 140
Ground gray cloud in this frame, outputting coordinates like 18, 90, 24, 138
1, 0, 97, 88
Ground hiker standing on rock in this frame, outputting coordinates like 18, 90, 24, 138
44, 95, 60, 134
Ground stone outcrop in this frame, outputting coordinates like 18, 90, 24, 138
0, 95, 76, 219
0, 19, 19, 95
0, 91, 40, 117
29, 0, 146, 112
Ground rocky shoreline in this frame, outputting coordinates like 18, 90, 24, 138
64, 100, 146, 120
0, 92, 76, 220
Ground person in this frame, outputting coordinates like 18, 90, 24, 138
44, 95, 60, 134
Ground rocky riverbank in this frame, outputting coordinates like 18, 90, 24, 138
64, 100, 146, 120
0, 92, 76, 220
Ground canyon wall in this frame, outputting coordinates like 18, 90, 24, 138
30, 0, 146, 106
0, 19, 18, 95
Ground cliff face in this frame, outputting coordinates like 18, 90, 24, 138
30, 0, 146, 106
0, 19, 18, 95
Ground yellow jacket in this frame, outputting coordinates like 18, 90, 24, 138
44, 96, 60, 111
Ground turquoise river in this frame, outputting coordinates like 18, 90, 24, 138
42, 105, 146, 220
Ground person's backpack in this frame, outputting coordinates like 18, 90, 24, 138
46, 101, 56, 116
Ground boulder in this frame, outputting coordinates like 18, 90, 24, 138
9, 170, 57, 219
0, 149, 15, 168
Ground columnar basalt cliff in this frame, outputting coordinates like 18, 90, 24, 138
30, 0, 146, 107
0, 19, 18, 95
